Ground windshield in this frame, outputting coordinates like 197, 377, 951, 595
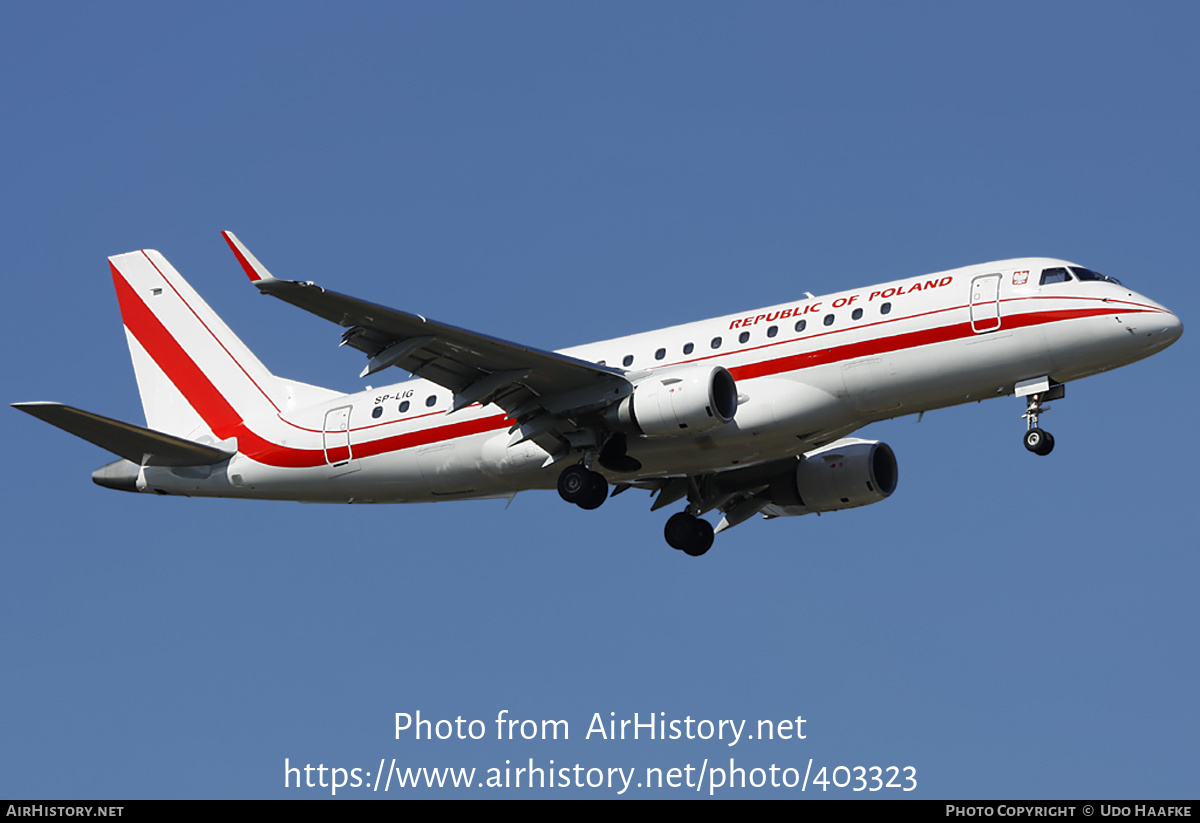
1069, 266, 1121, 285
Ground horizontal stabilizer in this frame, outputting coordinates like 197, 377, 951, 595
12, 402, 234, 467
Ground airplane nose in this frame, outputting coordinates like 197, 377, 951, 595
1161, 309, 1182, 341
1146, 309, 1183, 353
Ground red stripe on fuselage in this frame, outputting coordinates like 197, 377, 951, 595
728, 305, 1138, 381
113, 259, 1154, 469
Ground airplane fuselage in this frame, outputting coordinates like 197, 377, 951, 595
131, 257, 1180, 504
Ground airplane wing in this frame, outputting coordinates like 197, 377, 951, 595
222, 232, 630, 445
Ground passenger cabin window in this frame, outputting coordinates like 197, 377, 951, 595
1040, 267, 1072, 285
683, 342, 694, 355
823, 313, 835, 326
622, 354, 634, 367
654, 348, 666, 361
711, 337, 722, 349
767, 325, 778, 338
738, 331, 750, 344
372, 406, 383, 419
399, 401, 410, 413
881, 302, 892, 315
794, 319, 807, 332
425, 395, 437, 407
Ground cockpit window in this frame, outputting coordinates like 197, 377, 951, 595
1040, 267, 1072, 285
1070, 266, 1121, 285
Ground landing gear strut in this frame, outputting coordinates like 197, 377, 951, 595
557, 464, 608, 510
664, 512, 714, 557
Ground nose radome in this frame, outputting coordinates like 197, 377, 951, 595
1164, 310, 1183, 343
1143, 309, 1183, 353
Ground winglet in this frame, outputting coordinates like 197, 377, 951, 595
221, 231, 277, 284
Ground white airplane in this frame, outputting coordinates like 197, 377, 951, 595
14, 233, 1183, 556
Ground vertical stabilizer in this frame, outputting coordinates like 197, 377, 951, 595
109, 249, 290, 440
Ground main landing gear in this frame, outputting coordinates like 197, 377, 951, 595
556, 461, 714, 557
664, 512, 714, 557
1017, 377, 1064, 457
557, 464, 608, 510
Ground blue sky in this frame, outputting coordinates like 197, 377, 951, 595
3, 2, 1197, 798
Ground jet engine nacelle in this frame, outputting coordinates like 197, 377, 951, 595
769, 438, 898, 514
607, 364, 738, 437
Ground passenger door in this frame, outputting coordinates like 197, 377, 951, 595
969, 273, 1002, 333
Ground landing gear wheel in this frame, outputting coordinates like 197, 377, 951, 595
557, 465, 590, 503
664, 512, 714, 557
683, 519, 714, 557
1038, 431, 1055, 456
557, 465, 608, 509
1024, 428, 1055, 456
576, 471, 608, 510
664, 513, 694, 551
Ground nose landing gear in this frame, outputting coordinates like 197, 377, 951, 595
1017, 377, 1064, 457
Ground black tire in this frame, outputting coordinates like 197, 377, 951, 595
1024, 428, 1048, 454
664, 512, 695, 551
557, 464, 591, 504
683, 518, 714, 557
664, 512, 714, 556
576, 470, 608, 510
1036, 431, 1055, 456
